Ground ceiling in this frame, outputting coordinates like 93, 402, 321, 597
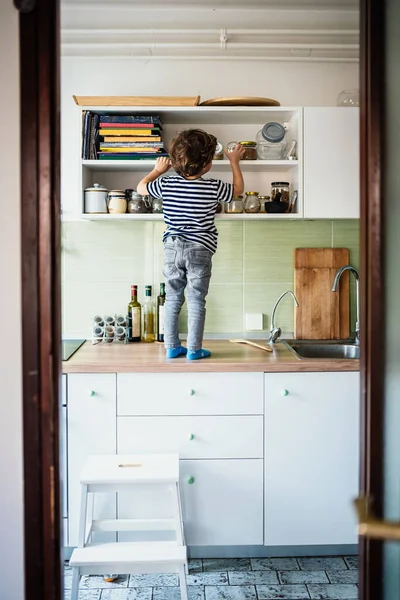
61, 0, 359, 62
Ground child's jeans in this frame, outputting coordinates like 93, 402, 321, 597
163, 236, 212, 351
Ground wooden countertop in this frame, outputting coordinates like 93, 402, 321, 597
62, 340, 360, 373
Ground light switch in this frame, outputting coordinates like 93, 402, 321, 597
245, 313, 264, 331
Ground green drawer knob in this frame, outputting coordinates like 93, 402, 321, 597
89, 390, 96, 397
189, 389, 195, 396
187, 476, 195, 485
189, 433, 195, 441
282, 389, 289, 397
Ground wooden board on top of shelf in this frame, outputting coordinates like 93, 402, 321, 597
73, 95, 200, 107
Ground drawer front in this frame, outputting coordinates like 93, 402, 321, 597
117, 372, 263, 416
117, 415, 263, 459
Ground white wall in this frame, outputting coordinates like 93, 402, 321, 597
0, 2, 25, 599
61, 57, 358, 216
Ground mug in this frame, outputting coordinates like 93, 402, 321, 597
104, 325, 115, 343
93, 325, 104, 343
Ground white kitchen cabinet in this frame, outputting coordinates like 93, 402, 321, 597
117, 372, 264, 416
67, 374, 117, 547
264, 371, 360, 547
303, 107, 359, 219
117, 415, 263, 459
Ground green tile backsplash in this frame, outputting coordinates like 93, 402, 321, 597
61, 219, 360, 337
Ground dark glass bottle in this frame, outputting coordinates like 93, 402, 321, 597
157, 283, 166, 343
127, 285, 141, 342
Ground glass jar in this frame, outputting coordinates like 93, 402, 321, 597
258, 195, 271, 212
256, 122, 286, 160
213, 141, 224, 160
225, 195, 244, 214
151, 196, 163, 213
127, 190, 149, 214
337, 89, 360, 107
227, 141, 257, 160
271, 182, 290, 205
244, 191, 261, 213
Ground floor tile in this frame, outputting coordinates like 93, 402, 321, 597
64, 591, 101, 600
308, 583, 358, 599
279, 570, 329, 584
100, 590, 152, 599
153, 586, 205, 600
250, 558, 299, 571
128, 574, 178, 587
80, 576, 129, 589
205, 585, 257, 600
344, 556, 359, 570
327, 571, 359, 584
298, 557, 347, 571
203, 559, 251, 572
256, 584, 309, 599
228, 571, 278, 585
189, 559, 203, 574
188, 573, 229, 586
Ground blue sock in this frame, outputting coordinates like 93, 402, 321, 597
166, 346, 187, 359
187, 349, 211, 360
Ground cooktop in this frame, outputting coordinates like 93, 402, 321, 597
62, 339, 85, 361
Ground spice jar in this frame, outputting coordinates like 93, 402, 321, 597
108, 190, 127, 214
258, 195, 271, 212
213, 142, 224, 160
127, 190, 149, 214
225, 195, 244, 214
244, 191, 261, 213
227, 141, 257, 160
151, 196, 163, 213
271, 182, 290, 205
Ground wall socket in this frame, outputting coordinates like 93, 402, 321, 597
245, 313, 264, 331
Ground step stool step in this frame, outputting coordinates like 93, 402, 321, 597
80, 454, 179, 486
70, 542, 187, 568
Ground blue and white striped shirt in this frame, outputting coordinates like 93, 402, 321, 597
147, 175, 233, 253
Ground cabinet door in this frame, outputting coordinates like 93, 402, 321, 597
264, 371, 359, 546
181, 459, 264, 546
304, 107, 359, 218
67, 374, 117, 547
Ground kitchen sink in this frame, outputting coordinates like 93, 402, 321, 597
283, 339, 360, 360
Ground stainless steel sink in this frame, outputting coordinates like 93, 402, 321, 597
283, 339, 360, 360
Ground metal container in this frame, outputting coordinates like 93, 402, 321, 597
84, 183, 109, 214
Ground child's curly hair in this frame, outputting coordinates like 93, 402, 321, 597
169, 129, 217, 177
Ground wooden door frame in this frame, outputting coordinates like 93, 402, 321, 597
17, 0, 62, 599
17, 0, 385, 599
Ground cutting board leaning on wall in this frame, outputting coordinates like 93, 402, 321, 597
294, 248, 350, 340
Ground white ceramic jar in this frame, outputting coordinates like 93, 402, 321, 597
84, 183, 109, 214
108, 190, 127, 214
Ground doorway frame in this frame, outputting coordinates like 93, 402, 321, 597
18, 0, 384, 599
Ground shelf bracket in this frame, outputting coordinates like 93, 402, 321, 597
220, 28, 228, 50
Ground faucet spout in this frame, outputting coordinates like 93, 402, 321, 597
268, 290, 299, 344
332, 265, 360, 344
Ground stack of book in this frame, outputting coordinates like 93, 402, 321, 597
97, 115, 168, 161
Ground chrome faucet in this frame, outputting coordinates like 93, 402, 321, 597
268, 290, 299, 343
332, 265, 360, 344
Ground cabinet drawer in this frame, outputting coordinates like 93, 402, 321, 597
117, 415, 263, 459
117, 373, 263, 416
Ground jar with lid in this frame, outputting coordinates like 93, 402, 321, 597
213, 142, 224, 160
151, 196, 163, 213
126, 190, 149, 214
225, 195, 244, 214
258, 195, 270, 212
84, 183, 108, 214
108, 190, 127, 214
256, 122, 287, 160
271, 182, 290, 205
244, 191, 261, 213
227, 141, 257, 160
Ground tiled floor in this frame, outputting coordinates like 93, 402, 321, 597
64, 555, 359, 600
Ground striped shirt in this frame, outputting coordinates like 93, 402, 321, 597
147, 175, 233, 254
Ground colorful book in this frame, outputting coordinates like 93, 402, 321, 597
99, 123, 157, 128
99, 148, 163, 153
102, 136, 162, 142
100, 115, 162, 125
98, 152, 169, 159
100, 142, 164, 148
98, 129, 160, 136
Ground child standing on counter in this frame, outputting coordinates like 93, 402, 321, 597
137, 129, 245, 360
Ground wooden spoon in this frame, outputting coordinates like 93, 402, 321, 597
229, 339, 273, 353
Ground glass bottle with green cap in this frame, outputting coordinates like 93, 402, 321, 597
142, 285, 155, 343
157, 283, 166, 343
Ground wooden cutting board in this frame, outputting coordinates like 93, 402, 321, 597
294, 248, 350, 340
73, 95, 200, 106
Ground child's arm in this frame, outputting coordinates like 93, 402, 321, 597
137, 157, 171, 196
226, 144, 246, 196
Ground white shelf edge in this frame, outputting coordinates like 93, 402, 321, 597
82, 159, 299, 170
80, 213, 302, 221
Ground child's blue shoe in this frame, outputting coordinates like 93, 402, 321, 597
166, 346, 187, 359
187, 349, 211, 360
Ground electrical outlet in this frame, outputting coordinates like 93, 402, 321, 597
245, 313, 264, 331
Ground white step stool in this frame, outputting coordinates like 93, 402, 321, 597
69, 453, 188, 600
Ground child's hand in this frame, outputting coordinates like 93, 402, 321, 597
226, 144, 246, 164
153, 157, 172, 175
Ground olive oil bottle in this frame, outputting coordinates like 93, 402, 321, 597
127, 285, 141, 342
142, 285, 155, 343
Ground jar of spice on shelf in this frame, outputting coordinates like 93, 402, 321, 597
271, 182, 290, 205
213, 142, 224, 160
126, 190, 150, 214
151, 196, 163, 213
108, 190, 127, 214
244, 191, 261, 213
225, 195, 244, 214
227, 141, 257, 160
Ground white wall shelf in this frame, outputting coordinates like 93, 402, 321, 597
80, 213, 302, 221
83, 159, 299, 173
